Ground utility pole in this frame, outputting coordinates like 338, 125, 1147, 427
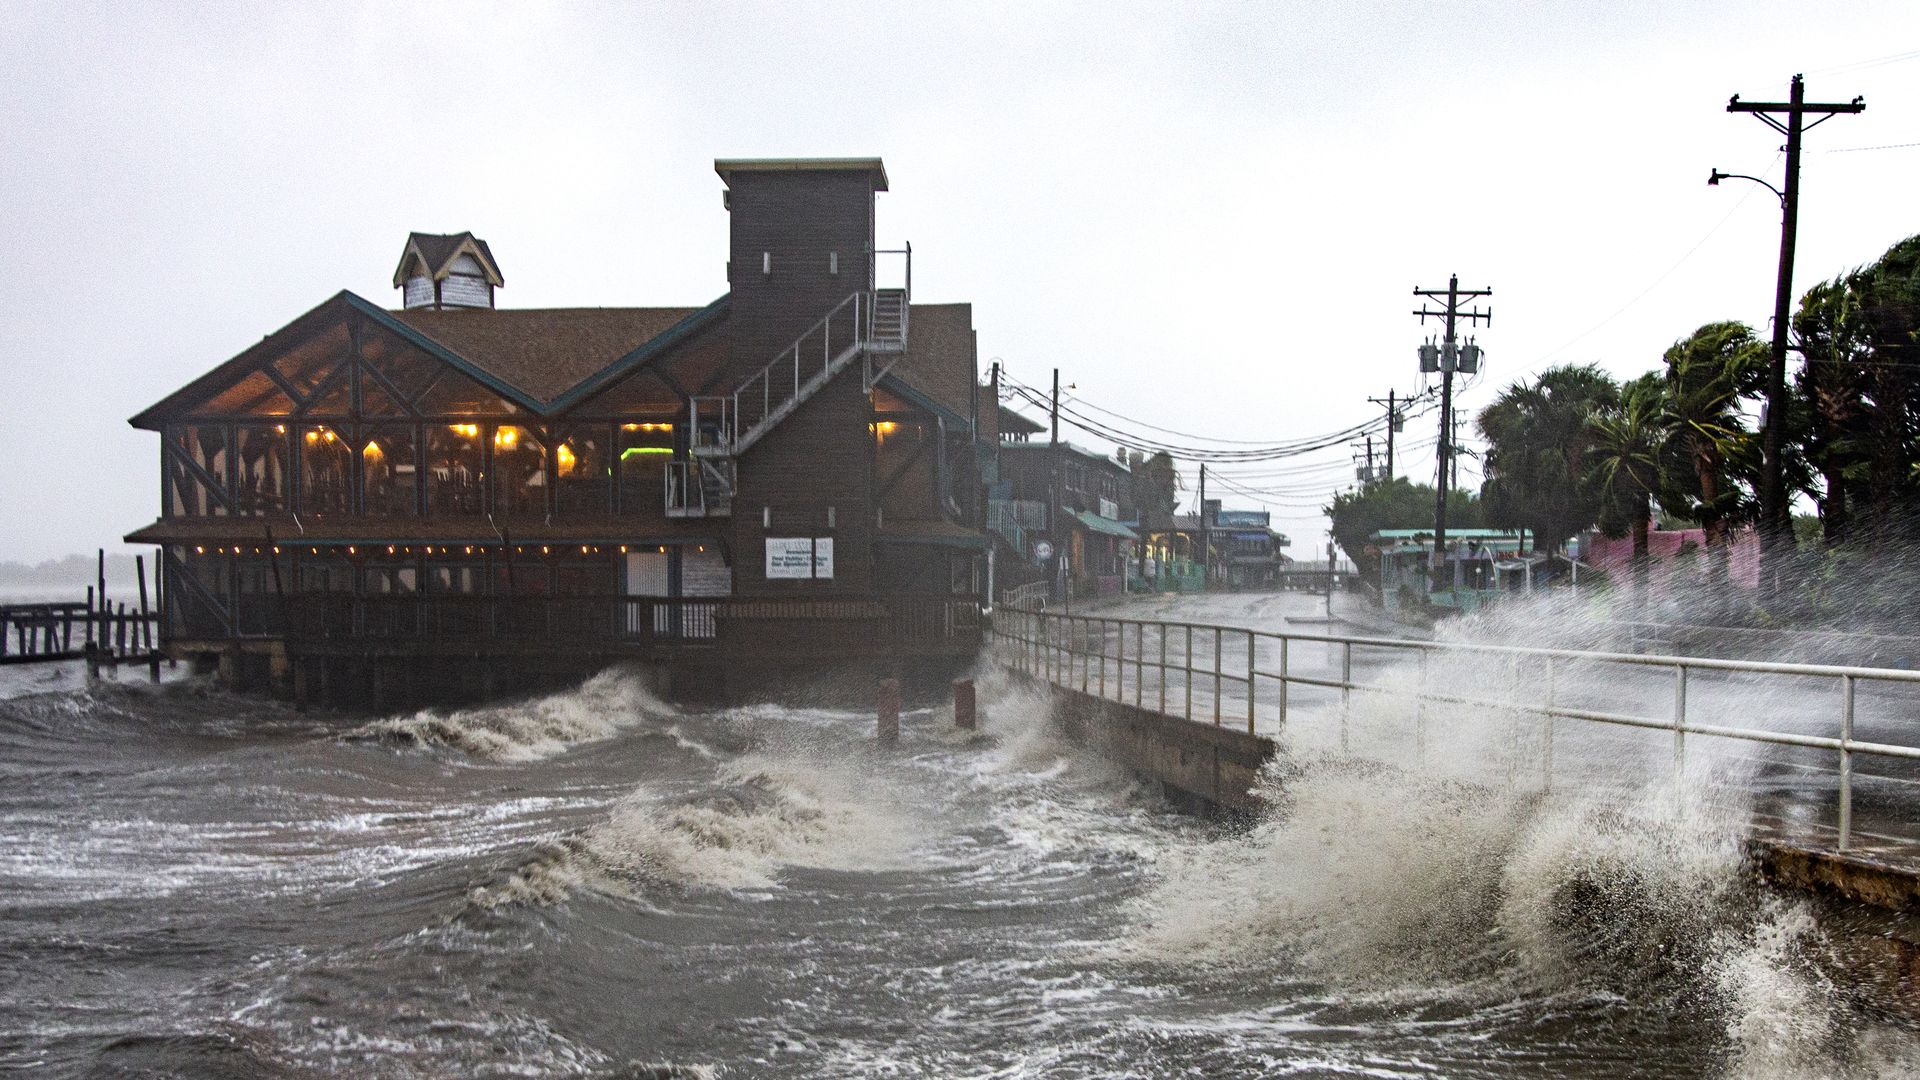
1367, 388, 1402, 481
1364, 435, 1376, 484
1414, 275, 1492, 576
1049, 367, 1060, 448
1197, 462, 1209, 587
1720, 74, 1864, 606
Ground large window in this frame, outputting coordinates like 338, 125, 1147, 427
426, 424, 486, 516
362, 425, 419, 516
298, 425, 353, 516
555, 425, 612, 515
232, 425, 289, 515
617, 423, 676, 513
493, 425, 547, 518
166, 425, 229, 517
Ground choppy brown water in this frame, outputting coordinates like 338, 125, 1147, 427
2, 643, 1918, 1078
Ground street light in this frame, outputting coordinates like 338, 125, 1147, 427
1706, 168, 1784, 205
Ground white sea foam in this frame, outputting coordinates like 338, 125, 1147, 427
356, 666, 674, 761
474, 750, 921, 906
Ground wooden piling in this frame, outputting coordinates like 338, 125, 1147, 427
877, 678, 901, 746
953, 678, 976, 731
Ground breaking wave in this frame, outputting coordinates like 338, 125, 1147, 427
355, 666, 673, 761
1119, 751, 1900, 1074
474, 752, 920, 906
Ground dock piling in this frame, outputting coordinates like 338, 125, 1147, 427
877, 678, 901, 746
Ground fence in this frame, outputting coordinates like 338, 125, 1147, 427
992, 607, 1920, 854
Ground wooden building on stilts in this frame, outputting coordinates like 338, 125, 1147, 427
124, 158, 990, 706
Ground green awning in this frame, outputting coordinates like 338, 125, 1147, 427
1073, 510, 1139, 541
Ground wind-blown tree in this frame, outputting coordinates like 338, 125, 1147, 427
1590, 371, 1666, 597
1127, 450, 1183, 578
1327, 477, 1482, 590
1847, 234, 1920, 547
1654, 322, 1766, 591
1127, 450, 1181, 532
1794, 276, 1875, 547
1476, 364, 1621, 555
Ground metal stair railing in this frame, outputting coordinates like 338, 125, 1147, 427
690, 291, 868, 457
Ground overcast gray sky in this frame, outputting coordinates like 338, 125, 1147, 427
1, 2, 1915, 563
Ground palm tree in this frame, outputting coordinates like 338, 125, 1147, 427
1590, 372, 1666, 604
1656, 321, 1765, 591
1477, 364, 1619, 555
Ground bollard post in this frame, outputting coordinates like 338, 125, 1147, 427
877, 677, 902, 746
953, 678, 976, 731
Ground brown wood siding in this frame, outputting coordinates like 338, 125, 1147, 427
729, 370, 874, 596
724, 170, 876, 384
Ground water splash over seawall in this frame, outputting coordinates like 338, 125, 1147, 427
1117, 747, 1920, 1076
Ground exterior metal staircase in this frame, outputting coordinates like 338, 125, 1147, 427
664, 458, 738, 519
667, 250, 911, 518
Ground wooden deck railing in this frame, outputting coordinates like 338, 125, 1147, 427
273, 593, 981, 654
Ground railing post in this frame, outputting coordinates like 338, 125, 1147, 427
1672, 663, 1689, 801
1184, 624, 1193, 722
1135, 622, 1145, 709
1212, 626, 1223, 726
1080, 618, 1090, 694
1158, 625, 1168, 715
1543, 656, 1555, 795
1840, 673, 1855, 852
1115, 619, 1124, 702
1277, 635, 1289, 733
1099, 619, 1108, 698
1340, 640, 1353, 753
1416, 649, 1428, 767
1246, 630, 1256, 734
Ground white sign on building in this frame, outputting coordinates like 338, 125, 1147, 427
766, 537, 834, 579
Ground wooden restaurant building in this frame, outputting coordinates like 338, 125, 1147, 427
125, 158, 990, 704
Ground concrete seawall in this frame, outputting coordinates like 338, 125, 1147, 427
1046, 680, 1273, 817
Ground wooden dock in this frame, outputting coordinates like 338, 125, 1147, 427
1, 550, 165, 679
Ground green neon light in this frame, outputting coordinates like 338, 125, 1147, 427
620, 447, 674, 460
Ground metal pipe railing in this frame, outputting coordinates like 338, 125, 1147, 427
990, 609, 1920, 854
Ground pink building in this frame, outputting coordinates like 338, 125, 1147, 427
1583, 523, 1760, 592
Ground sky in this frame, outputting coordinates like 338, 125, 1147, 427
0, 1, 1915, 563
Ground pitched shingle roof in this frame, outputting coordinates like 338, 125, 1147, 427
390, 306, 707, 405
882, 303, 976, 420
392, 231, 504, 286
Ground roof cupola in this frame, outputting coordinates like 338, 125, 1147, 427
393, 231, 503, 310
